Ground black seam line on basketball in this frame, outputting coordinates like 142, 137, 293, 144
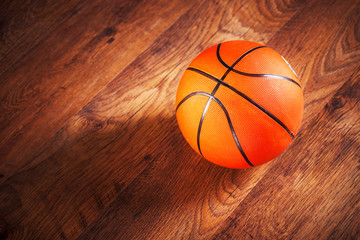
196, 45, 268, 161
186, 67, 295, 139
218, 44, 267, 81
216, 43, 267, 71
176, 92, 201, 112
231, 70, 301, 88
196, 80, 222, 155
197, 98, 212, 156
177, 91, 254, 167
216, 44, 301, 88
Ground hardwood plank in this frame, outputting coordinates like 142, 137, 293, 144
76, 0, 360, 239
5, 0, 304, 186
0, 0, 304, 239
212, 67, 360, 239
205, 0, 304, 44
0, 0, 88, 75
1, 0, 359, 239
0, 0, 192, 181
70, 0, 308, 239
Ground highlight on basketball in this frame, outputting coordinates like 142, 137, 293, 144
175, 40, 304, 169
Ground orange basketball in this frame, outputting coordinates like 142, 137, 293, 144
175, 40, 304, 169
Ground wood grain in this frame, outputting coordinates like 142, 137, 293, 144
1, 0, 303, 239
0, 0, 192, 181
0, 0, 359, 239
78, 0, 360, 239
0, 0, 88, 75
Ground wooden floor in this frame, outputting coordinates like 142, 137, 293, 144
1, 0, 359, 239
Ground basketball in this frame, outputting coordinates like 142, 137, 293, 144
175, 40, 304, 169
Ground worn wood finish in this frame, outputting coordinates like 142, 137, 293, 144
0, 0, 359, 239
0, 0, 192, 181
0, 0, 87, 75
